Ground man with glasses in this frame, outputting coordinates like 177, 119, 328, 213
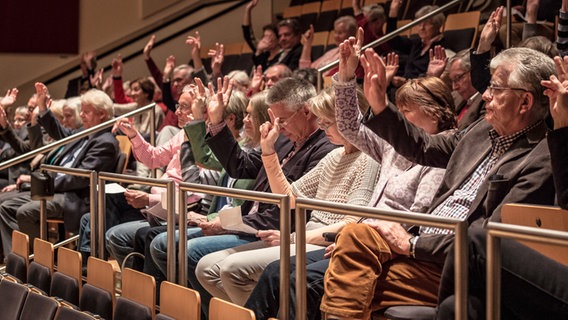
448, 49, 485, 130
154, 77, 336, 317
320, 47, 557, 319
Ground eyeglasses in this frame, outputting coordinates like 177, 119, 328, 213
450, 72, 468, 84
175, 103, 191, 111
280, 109, 302, 127
317, 119, 336, 131
486, 85, 527, 98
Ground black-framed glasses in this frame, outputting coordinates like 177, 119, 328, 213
486, 85, 527, 98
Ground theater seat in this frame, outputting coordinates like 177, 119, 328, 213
383, 305, 436, 320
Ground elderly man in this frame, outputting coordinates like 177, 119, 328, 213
276, 18, 303, 71
148, 77, 336, 317
319, 47, 556, 319
437, 55, 568, 320
0, 84, 118, 257
449, 49, 485, 130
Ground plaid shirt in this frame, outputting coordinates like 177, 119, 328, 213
421, 122, 541, 234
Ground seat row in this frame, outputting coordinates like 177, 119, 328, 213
0, 230, 257, 320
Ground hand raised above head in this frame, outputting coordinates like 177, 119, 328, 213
34, 82, 51, 112
384, 52, 399, 85
477, 6, 504, 53
111, 54, 123, 77
360, 49, 388, 115
427, 45, 447, 78
0, 88, 18, 108
338, 27, 364, 82
206, 76, 233, 125
143, 35, 156, 60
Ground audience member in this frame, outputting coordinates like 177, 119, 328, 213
275, 19, 303, 71
352, 0, 390, 54
149, 77, 336, 317
319, 46, 556, 319
437, 57, 568, 319
248, 64, 292, 96
244, 30, 455, 319
195, 87, 380, 306
242, 0, 281, 70
387, 0, 452, 88
0, 83, 119, 257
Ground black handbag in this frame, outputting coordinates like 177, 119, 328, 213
30, 171, 54, 200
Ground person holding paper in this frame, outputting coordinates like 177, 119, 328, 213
195, 87, 380, 306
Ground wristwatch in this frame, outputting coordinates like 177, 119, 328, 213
409, 235, 419, 259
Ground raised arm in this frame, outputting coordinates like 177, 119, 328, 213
143, 35, 164, 88
299, 24, 315, 69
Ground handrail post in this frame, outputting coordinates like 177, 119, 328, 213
97, 175, 106, 259
150, 108, 157, 178
294, 204, 307, 320
178, 189, 188, 285
454, 221, 468, 320
89, 170, 99, 256
166, 180, 176, 282
487, 231, 501, 320
278, 195, 291, 320
40, 200, 48, 240
506, 0, 512, 49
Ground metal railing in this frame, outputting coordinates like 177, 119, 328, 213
38, 165, 97, 250
486, 222, 568, 320
96, 172, 175, 279
317, 0, 461, 77
294, 198, 469, 320
176, 182, 291, 318
0, 102, 156, 172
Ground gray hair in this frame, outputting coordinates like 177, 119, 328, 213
266, 77, 316, 112
81, 89, 114, 121
490, 47, 555, 120
64, 97, 83, 128
415, 5, 445, 30
334, 16, 358, 37
449, 49, 471, 72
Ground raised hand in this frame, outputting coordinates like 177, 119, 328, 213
90, 68, 104, 89
250, 65, 264, 93
246, 0, 258, 10
384, 52, 399, 85
477, 6, 504, 53
206, 76, 233, 125
111, 54, 123, 78
34, 82, 51, 113
144, 35, 156, 60
338, 27, 364, 82
209, 42, 225, 75
0, 88, 18, 108
163, 55, 176, 81
185, 31, 201, 59
360, 48, 388, 115
0, 105, 9, 128
302, 24, 315, 45
427, 45, 447, 78
190, 79, 209, 121
259, 109, 281, 155
542, 56, 568, 129
113, 117, 138, 138
257, 230, 282, 247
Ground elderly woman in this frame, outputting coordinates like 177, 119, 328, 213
387, 0, 452, 87
195, 87, 380, 307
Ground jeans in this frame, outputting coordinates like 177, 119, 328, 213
437, 226, 568, 320
150, 230, 258, 317
245, 249, 328, 320
78, 193, 144, 259
105, 220, 149, 268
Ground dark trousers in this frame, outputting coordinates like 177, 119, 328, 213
437, 226, 568, 320
245, 249, 328, 320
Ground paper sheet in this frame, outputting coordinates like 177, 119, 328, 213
218, 206, 258, 234
105, 183, 126, 194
